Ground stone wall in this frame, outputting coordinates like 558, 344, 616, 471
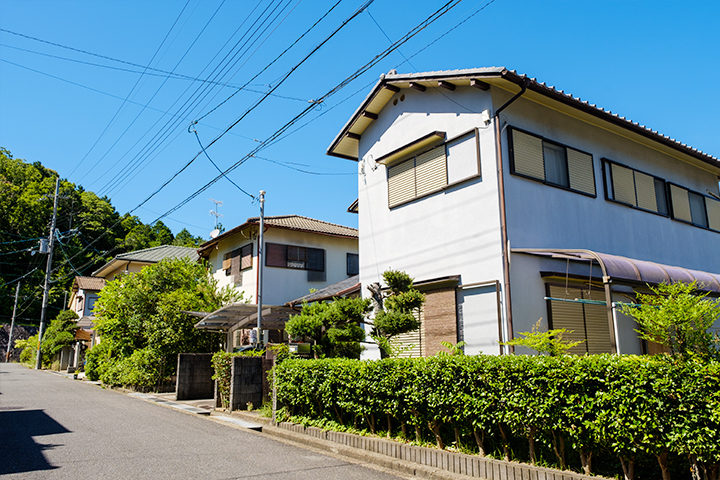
229, 356, 262, 411
176, 353, 214, 400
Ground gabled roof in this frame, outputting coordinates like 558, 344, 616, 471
197, 215, 358, 256
72, 276, 106, 292
92, 245, 199, 277
327, 67, 719, 173
286, 275, 360, 306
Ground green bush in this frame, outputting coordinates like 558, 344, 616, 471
274, 355, 720, 479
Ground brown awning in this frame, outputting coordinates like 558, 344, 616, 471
513, 249, 720, 293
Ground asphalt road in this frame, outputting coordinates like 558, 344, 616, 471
0, 363, 404, 480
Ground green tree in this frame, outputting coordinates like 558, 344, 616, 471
367, 270, 425, 357
285, 296, 371, 359
40, 310, 79, 367
621, 281, 720, 361
501, 319, 585, 355
89, 257, 239, 387
172, 228, 204, 247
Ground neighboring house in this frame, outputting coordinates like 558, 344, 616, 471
327, 67, 720, 357
92, 245, 199, 280
285, 274, 361, 307
68, 276, 106, 337
195, 215, 359, 348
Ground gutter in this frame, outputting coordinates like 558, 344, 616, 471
493, 77, 530, 353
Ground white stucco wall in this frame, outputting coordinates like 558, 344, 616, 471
206, 226, 358, 306
357, 87, 506, 355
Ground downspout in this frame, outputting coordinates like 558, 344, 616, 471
493, 77, 530, 354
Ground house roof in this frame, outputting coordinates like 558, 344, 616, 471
92, 245, 199, 277
327, 67, 719, 174
197, 215, 358, 256
72, 276, 106, 292
286, 275, 360, 306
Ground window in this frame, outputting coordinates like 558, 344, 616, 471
603, 159, 669, 215
669, 183, 720, 231
386, 130, 479, 208
509, 127, 596, 196
546, 284, 613, 354
266, 243, 326, 281
347, 253, 359, 276
223, 243, 253, 284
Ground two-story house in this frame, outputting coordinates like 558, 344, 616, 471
195, 215, 359, 347
327, 67, 720, 357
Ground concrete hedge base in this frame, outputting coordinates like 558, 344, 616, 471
273, 420, 609, 480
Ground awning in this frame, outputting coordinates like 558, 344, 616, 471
513, 249, 720, 293
193, 303, 299, 332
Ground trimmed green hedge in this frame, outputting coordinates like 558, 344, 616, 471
274, 355, 720, 479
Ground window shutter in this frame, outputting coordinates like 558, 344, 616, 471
222, 256, 232, 271
389, 308, 423, 358
707, 197, 720, 231
388, 158, 416, 208
306, 248, 325, 272
547, 285, 587, 355
415, 146, 447, 197
567, 149, 595, 195
582, 289, 613, 354
634, 171, 658, 212
670, 185, 693, 222
265, 243, 287, 267
611, 163, 636, 205
511, 129, 544, 180
240, 243, 253, 270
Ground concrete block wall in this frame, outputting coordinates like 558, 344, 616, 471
229, 356, 262, 411
176, 353, 215, 400
274, 420, 609, 480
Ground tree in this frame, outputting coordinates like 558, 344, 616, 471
367, 270, 425, 357
501, 319, 584, 355
40, 310, 79, 367
88, 257, 240, 387
285, 296, 370, 359
620, 281, 720, 361
172, 228, 205, 247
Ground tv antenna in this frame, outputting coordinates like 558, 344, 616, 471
209, 198, 223, 236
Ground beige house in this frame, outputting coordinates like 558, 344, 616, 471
92, 245, 199, 280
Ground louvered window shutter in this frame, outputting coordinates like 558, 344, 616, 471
240, 244, 253, 270
670, 185, 693, 222
567, 149, 595, 195
634, 171, 658, 212
548, 285, 588, 354
265, 243, 287, 267
388, 158, 416, 208
511, 129, 544, 180
389, 308, 423, 358
706, 197, 720, 231
582, 289, 613, 354
611, 163, 636, 205
415, 146, 447, 197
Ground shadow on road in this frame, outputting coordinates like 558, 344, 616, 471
0, 409, 71, 475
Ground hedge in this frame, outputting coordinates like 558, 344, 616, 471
274, 355, 720, 480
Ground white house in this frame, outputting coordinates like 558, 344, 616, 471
327, 67, 720, 357
195, 215, 359, 347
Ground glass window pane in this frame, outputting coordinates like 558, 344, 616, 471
654, 178, 668, 215
543, 142, 569, 187
689, 192, 708, 227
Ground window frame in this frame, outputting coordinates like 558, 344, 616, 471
386, 128, 481, 209
601, 158, 670, 218
508, 126, 597, 198
265, 242, 326, 272
667, 181, 720, 232
346, 253, 359, 276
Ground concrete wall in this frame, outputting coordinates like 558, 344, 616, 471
176, 353, 214, 401
228, 356, 263, 411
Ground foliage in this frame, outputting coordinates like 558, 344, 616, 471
286, 296, 371, 359
39, 310, 79, 366
621, 281, 720, 361
172, 228, 205, 247
274, 355, 720, 479
0, 148, 200, 323
15, 334, 39, 366
368, 270, 425, 357
501, 319, 585, 356
90, 257, 238, 388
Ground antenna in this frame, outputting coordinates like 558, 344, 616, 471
209, 198, 224, 229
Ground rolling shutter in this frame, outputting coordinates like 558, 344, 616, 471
388, 158, 416, 208
415, 146, 447, 197
611, 163, 636, 205
707, 197, 720, 231
670, 185, 692, 222
567, 149, 595, 195
511, 129, 545, 180
634, 171, 658, 212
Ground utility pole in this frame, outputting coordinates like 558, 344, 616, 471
255, 191, 265, 346
35, 177, 60, 370
5, 282, 20, 362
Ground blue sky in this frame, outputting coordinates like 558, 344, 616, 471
1, 0, 718, 241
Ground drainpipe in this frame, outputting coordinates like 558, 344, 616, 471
493, 77, 529, 354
